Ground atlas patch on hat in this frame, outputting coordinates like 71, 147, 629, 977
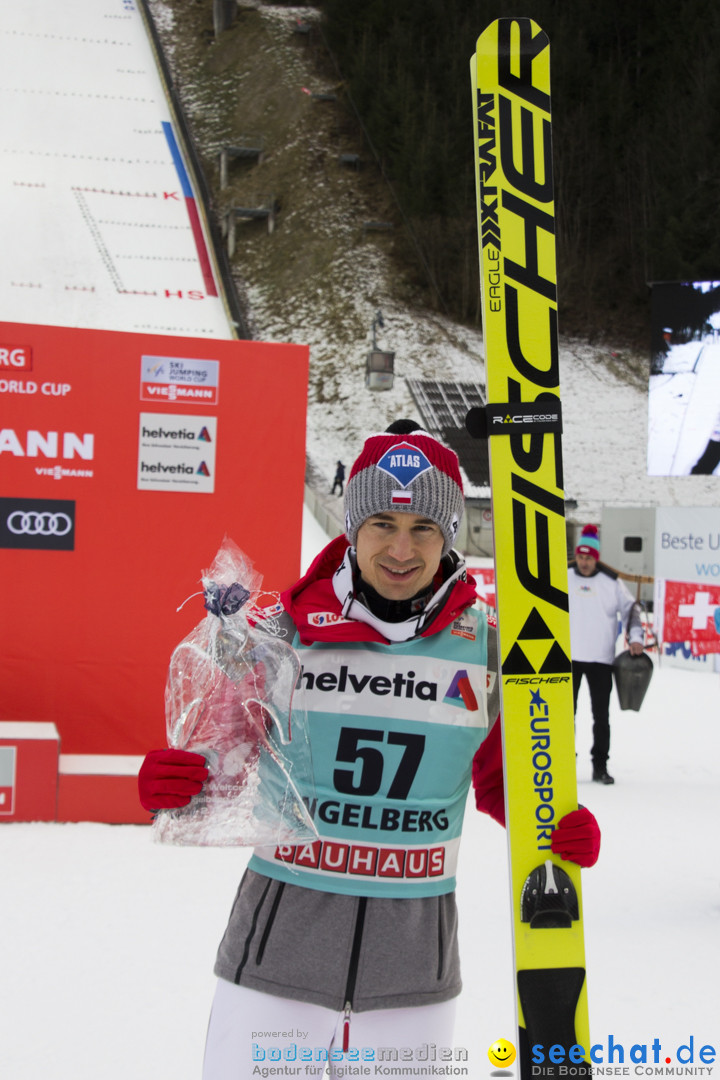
376, 442, 433, 488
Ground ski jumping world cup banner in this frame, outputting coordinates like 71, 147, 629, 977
0, 322, 309, 760
654, 507, 720, 655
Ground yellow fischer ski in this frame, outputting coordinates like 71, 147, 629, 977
468, 20, 591, 1079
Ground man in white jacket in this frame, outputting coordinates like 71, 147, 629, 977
568, 525, 644, 784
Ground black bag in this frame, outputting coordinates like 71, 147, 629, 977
612, 650, 653, 711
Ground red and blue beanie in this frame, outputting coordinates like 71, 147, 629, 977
576, 524, 600, 559
344, 420, 465, 556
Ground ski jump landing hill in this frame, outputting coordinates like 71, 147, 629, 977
0, 0, 309, 824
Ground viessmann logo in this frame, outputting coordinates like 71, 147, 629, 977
0, 498, 76, 551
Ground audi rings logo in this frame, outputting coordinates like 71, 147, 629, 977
8, 511, 73, 537
0, 498, 75, 550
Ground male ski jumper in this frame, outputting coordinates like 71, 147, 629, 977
138, 422, 600, 1079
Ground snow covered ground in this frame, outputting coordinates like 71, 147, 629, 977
2, 626, 718, 1080
1, 513, 719, 1080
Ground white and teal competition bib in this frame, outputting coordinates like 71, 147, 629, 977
250, 608, 491, 898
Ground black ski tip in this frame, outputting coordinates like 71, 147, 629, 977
465, 406, 488, 440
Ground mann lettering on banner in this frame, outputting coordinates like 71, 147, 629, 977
0, 497, 76, 551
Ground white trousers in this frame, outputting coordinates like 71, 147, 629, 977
202, 979, 457, 1080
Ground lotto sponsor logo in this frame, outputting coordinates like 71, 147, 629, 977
307, 611, 351, 627
274, 840, 445, 880
0, 345, 32, 371
258, 600, 284, 619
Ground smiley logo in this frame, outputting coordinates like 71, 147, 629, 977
488, 1039, 516, 1069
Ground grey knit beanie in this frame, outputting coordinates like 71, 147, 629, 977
344, 422, 465, 556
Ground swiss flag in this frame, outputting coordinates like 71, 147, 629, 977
662, 580, 720, 654
468, 566, 496, 608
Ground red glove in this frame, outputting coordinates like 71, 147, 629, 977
472, 719, 506, 826
551, 806, 601, 867
138, 749, 208, 812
